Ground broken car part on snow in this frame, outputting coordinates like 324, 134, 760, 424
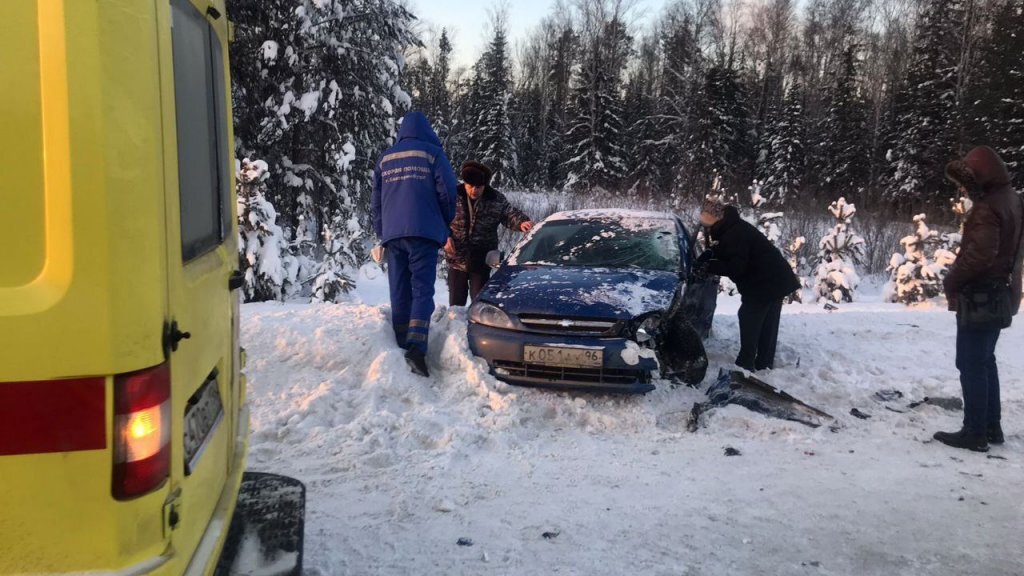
689, 369, 835, 431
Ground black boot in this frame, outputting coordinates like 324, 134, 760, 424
933, 428, 989, 452
988, 423, 1004, 445
405, 348, 430, 377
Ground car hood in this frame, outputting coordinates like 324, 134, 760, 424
480, 266, 681, 320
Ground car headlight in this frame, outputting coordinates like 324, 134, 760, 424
633, 314, 662, 345
469, 301, 516, 330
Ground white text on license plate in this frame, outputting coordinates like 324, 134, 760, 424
523, 345, 603, 368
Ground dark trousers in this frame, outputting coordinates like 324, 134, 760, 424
736, 298, 784, 371
448, 268, 491, 306
956, 325, 1002, 433
386, 237, 440, 353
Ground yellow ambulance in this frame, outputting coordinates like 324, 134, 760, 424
0, 1, 301, 574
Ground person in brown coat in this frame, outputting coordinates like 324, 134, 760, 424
934, 145, 1024, 452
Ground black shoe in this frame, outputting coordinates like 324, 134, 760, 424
933, 428, 989, 452
405, 348, 429, 377
988, 424, 1004, 445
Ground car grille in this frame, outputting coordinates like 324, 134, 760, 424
493, 361, 647, 385
517, 315, 620, 336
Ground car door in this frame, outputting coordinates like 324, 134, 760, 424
164, 0, 237, 559
677, 218, 719, 338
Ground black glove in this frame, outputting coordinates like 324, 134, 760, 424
696, 250, 714, 265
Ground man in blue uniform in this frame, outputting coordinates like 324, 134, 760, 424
372, 112, 458, 377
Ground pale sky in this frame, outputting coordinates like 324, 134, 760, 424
410, 0, 673, 69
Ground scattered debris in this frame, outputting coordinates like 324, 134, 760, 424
542, 531, 560, 540
958, 472, 983, 478
850, 408, 872, 420
804, 450, 816, 456
824, 303, 839, 311
958, 496, 965, 502
987, 454, 1007, 461
908, 397, 964, 411
699, 369, 834, 429
686, 402, 706, 433
724, 447, 742, 457
802, 560, 822, 568
874, 389, 904, 402
457, 538, 474, 547
885, 406, 908, 414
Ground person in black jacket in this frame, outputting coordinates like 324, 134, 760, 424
695, 199, 801, 371
444, 161, 533, 305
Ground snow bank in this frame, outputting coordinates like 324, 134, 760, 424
242, 293, 1024, 576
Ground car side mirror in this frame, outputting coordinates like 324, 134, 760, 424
485, 250, 503, 269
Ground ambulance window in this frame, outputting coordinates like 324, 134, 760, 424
171, 0, 228, 262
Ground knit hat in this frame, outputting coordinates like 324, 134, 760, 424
461, 160, 492, 187
700, 197, 727, 220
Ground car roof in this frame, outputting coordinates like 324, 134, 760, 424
545, 209, 678, 222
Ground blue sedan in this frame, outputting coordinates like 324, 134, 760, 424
467, 209, 717, 393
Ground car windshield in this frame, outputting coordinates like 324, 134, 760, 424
510, 217, 681, 272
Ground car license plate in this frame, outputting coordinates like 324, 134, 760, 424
523, 345, 603, 368
184, 375, 224, 475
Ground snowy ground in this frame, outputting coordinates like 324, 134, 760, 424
242, 266, 1023, 576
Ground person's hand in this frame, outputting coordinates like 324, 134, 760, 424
444, 238, 455, 254
696, 249, 714, 265
946, 292, 958, 312
370, 244, 386, 264
520, 221, 534, 233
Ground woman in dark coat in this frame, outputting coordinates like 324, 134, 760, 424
696, 199, 801, 371
444, 161, 533, 305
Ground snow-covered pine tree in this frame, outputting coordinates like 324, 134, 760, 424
885, 214, 955, 304
757, 81, 805, 206
683, 64, 752, 199
448, 62, 486, 176
624, 36, 665, 199
471, 17, 517, 187
310, 211, 357, 303
408, 28, 455, 147
236, 158, 297, 302
542, 22, 578, 189
818, 45, 870, 200
748, 180, 805, 302
785, 236, 808, 303
228, 0, 417, 281
658, 7, 702, 196
563, 18, 632, 194
941, 194, 971, 254
749, 181, 784, 247
966, 0, 1024, 189
815, 197, 866, 303
885, 0, 966, 207
512, 25, 555, 191
428, 29, 455, 145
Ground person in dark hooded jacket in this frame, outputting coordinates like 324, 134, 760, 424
444, 161, 533, 305
695, 199, 801, 371
933, 145, 1023, 452
372, 111, 458, 377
